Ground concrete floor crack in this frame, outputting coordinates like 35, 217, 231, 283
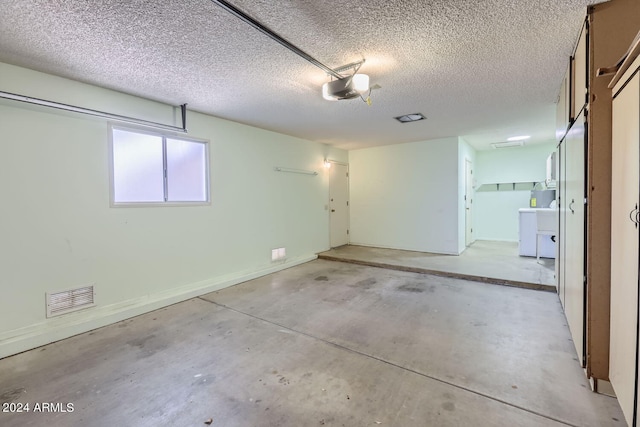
198, 296, 579, 427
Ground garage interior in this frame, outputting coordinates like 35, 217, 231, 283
0, 260, 624, 426
1, 0, 640, 426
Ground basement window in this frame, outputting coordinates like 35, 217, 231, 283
109, 125, 209, 205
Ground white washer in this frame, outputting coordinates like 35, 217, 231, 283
518, 208, 556, 258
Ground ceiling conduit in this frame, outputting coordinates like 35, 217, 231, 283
0, 90, 188, 133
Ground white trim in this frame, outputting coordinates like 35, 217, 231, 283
0, 254, 317, 359
110, 201, 212, 208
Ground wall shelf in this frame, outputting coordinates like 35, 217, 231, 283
476, 181, 540, 192
274, 166, 318, 176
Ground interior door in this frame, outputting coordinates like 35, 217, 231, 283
465, 159, 474, 247
564, 110, 586, 366
609, 71, 639, 426
329, 162, 349, 247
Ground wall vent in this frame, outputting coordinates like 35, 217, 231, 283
394, 113, 426, 123
271, 247, 286, 262
46, 285, 95, 318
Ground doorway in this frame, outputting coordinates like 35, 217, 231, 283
329, 162, 349, 247
465, 159, 474, 247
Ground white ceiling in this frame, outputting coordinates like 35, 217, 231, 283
0, 0, 605, 150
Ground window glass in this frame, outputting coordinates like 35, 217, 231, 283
166, 138, 207, 202
112, 129, 164, 203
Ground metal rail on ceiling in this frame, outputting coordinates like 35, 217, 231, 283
0, 90, 188, 133
209, 0, 344, 79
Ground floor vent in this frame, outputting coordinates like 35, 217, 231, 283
46, 285, 95, 318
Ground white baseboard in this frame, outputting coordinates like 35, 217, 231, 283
473, 238, 519, 243
0, 254, 317, 359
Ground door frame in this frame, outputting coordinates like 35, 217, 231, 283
328, 160, 350, 248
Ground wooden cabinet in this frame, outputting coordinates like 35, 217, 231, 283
557, 19, 588, 367
563, 111, 587, 363
574, 24, 588, 117
555, 0, 640, 387
609, 51, 640, 427
556, 63, 572, 142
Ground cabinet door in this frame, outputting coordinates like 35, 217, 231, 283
558, 141, 566, 306
556, 63, 571, 142
573, 21, 588, 117
610, 71, 639, 426
564, 110, 586, 365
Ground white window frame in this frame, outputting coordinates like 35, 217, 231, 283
108, 124, 210, 207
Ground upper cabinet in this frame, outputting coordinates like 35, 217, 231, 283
556, 63, 571, 142
573, 21, 588, 117
556, 19, 587, 143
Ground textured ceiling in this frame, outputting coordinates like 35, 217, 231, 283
0, 0, 606, 150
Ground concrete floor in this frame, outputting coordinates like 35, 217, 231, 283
319, 241, 556, 291
0, 260, 622, 427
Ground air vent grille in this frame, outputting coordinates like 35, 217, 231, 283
394, 113, 426, 123
46, 285, 95, 318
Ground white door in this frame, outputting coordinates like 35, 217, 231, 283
329, 163, 349, 247
465, 159, 474, 246
564, 110, 586, 366
609, 71, 639, 426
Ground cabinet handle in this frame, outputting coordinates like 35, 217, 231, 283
569, 199, 575, 214
631, 204, 639, 228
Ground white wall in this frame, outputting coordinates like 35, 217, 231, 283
458, 138, 477, 252
474, 143, 556, 242
349, 137, 460, 254
0, 62, 347, 358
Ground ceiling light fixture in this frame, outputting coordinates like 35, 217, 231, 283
491, 141, 525, 149
322, 60, 370, 101
395, 113, 426, 123
507, 135, 531, 141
